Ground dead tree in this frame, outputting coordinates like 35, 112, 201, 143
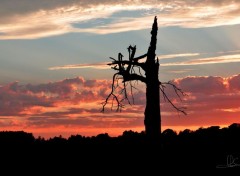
102, 16, 186, 139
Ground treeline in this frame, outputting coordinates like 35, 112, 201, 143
0, 123, 240, 171
1, 123, 240, 146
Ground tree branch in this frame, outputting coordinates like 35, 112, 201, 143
123, 73, 146, 83
159, 81, 187, 115
108, 60, 145, 70
160, 81, 187, 100
133, 53, 147, 62
103, 42, 186, 115
102, 73, 124, 112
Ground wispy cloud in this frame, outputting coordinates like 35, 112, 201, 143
162, 54, 240, 66
49, 62, 109, 70
167, 69, 195, 74
49, 53, 200, 70
158, 53, 200, 60
1, 0, 240, 39
217, 50, 240, 54
49, 53, 240, 70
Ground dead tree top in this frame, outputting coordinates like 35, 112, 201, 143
102, 16, 186, 115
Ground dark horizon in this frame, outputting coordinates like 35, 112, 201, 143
1, 122, 239, 140
1, 123, 240, 171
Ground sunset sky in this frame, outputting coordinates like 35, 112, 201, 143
1, 0, 240, 138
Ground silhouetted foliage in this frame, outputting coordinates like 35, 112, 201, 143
0, 130, 35, 146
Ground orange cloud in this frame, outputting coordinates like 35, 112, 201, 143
1, 74, 240, 138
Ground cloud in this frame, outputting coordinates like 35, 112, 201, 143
0, 77, 111, 116
1, 74, 240, 138
228, 74, 240, 90
174, 76, 227, 94
158, 53, 200, 60
167, 69, 195, 74
160, 74, 240, 129
1, 0, 240, 39
0, 0, 155, 39
0, 82, 54, 116
49, 62, 109, 70
0, 75, 144, 134
161, 54, 240, 66
48, 52, 240, 71
171, 74, 240, 110
48, 52, 200, 71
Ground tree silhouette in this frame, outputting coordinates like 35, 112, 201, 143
102, 16, 186, 140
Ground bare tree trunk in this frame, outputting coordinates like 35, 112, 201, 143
103, 16, 185, 141
144, 63, 160, 139
144, 16, 161, 139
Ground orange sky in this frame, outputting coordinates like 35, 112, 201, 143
1, 0, 240, 139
